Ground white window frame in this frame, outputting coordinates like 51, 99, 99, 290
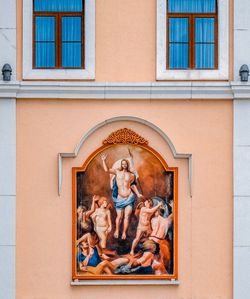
156, 0, 229, 80
23, 0, 95, 80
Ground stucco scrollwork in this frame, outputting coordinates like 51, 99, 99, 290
103, 128, 148, 145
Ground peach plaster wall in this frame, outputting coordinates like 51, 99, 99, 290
16, 99, 232, 299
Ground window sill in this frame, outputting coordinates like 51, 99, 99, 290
71, 279, 180, 286
22, 68, 95, 80
156, 69, 228, 81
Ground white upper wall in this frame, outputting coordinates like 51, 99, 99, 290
0, 0, 16, 81
234, 0, 250, 81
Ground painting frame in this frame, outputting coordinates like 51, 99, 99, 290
72, 129, 178, 281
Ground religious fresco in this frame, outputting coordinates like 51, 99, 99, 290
72, 129, 178, 280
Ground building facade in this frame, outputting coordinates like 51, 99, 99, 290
0, 0, 249, 298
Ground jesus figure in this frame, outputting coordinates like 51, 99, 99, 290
101, 153, 142, 239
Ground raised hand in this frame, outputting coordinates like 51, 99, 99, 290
128, 148, 133, 158
101, 153, 107, 161
93, 195, 99, 202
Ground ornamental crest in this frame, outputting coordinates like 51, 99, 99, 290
103, 128, 148, 145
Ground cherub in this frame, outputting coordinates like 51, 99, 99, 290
130, 199, 162, 255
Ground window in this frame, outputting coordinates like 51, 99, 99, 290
33, 0, 84, 69
167, 0, 217, 69
157, 0, 229, 80
23, 0, 95, 79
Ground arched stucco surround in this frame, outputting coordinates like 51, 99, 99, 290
58, 116, 192, 196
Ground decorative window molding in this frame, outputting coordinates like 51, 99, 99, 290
23, 0, 95, 80
156, 0, 229, 80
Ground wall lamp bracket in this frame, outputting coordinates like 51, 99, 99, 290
239, 64, 249, 82
2, 63, 12, 81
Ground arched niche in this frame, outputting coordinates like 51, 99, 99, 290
58, 116, 192, 196
72, 128, 178, 281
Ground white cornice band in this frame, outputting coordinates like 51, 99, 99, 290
2, 81, 249, 100
231, 82, 250, 99
1, 81, 250, 100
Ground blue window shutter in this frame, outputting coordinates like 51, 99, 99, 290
169, 18, 189, 69
35, 16, 55, 68
62, 17, 82, 68
195, 18, 215, 68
